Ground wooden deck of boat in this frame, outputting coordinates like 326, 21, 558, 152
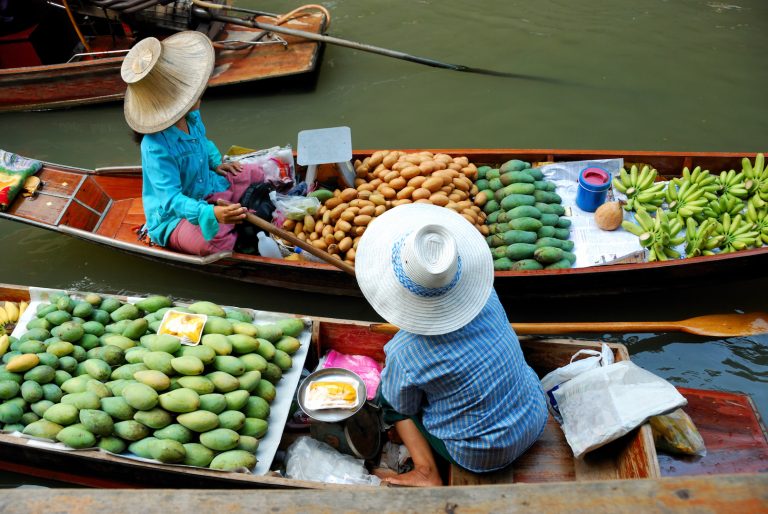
1, 474, 765, 513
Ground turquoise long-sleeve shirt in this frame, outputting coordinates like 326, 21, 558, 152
140, 110, 230, 246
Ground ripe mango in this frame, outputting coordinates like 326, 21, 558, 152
134, 407, 172, 429
154, 423, 193, 444
182, 443, 214, 468
177, 410, 220, 432
209, 450, 256, 471
79, 409, 114, 436
158, 387, 200, 413
189, 301, 225, 318
23, 419, 63, 440
6, 353, 39, 373
199, 427, 239, 451
84, 293, 103, 307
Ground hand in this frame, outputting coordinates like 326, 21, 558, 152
216, 162, 243, 176
214, 202, 247, 224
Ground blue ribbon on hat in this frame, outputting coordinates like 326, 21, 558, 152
391, 234, 462, 298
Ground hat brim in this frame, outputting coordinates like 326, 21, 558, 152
123, 31, 215, 134
355, 204, 493, 335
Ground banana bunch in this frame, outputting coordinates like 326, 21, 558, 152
621, 208, 685, 261
742, 153, 767, 209
714, 169, 750, 204
665, 179, 709, 220
684, 217, 722, 258
0, 332, 9, 358
746, 202, 768, 246
613, 165, 666, 212
697, 195, 745, 222
714, 213, 759, 253
0, 300, 27, 328
672, 166, 719, 201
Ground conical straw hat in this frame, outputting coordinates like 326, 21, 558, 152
355, 203, 494, 335
122, 31, 215, 134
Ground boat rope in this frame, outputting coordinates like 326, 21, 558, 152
61, 0, 92, 53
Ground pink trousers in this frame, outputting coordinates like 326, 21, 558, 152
167, 168, 259, 256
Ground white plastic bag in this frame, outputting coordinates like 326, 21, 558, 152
540, 343, 614, 422
553, 361, 687, 458
269, 191, 320, 221
284, 436, 381, 486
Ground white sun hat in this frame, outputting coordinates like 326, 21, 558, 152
355, 203, 494, 335
121, 31, 215, 134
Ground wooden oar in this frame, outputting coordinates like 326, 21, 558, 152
216, 199, 356, 277
193, 4, 560, 82
370, 312, 768, 338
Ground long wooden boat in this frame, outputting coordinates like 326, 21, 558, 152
0, 283, 766, 489
2, 149, 767, 305
0, 0, 327, 112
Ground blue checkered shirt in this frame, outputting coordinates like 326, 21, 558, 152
380, 290, 548, 473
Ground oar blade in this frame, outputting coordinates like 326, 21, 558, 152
683, 312, 768, 338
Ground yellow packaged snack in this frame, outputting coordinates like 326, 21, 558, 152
304, 379, 359, 410
157, 310, 206, 345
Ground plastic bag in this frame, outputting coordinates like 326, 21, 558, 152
540, 343, 614, 422
269, 191, 320, 222
553, 360, 687, 458
228, 145, 295, 188
649, 408, 707, 456
323, 350, 383, 400
284, 436, 381, 486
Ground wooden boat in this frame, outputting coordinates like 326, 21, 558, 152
0, 283, 766, 489
2, 149, 767, 305
0, 0, 327, 112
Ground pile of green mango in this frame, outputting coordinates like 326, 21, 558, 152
0, 292, 304, 472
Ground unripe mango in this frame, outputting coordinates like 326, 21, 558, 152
158, 387, 200, 413
182, 443, 214, 468
23, 419, 63, 440
57, 423, 96, 449
154, 423, 193, 444
177, 410, 220, 432
79, 409, 114, 436
98, 436, 126, 454
134, 407, 172, 429
121, 382, 159, 411
199, 428, 239, 451
209, 450, 256, 471
113, 420, 150, 441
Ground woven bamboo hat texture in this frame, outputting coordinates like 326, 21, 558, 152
355, 203, 494, 335
121, 31, 214, 134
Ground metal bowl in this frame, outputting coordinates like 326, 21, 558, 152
297, 367, 367, 423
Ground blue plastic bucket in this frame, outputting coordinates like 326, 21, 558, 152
576, 167, 611, 212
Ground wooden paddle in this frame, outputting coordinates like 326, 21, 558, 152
216, 199, 356, 277
370, 312, 768, 338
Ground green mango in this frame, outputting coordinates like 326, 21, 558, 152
26, 317, 52, 331
154, 423, 193, 444
41, 383, 63, 403
274, 336, 301, 356
244, 395, 270, 420
84, 379, 111, 399
113, 420, 150, 441
100, 334, 135, 351
21, 380, 43, 402
199, 427, 239, 451
46, 341, 74, 358
176, 376, 214, 395
22, 419, 63, 440
45, 310, 72, 327
182, 443, 214, 468
0, 403, 23, 424
272, 350, 293, 371
83, 293, 103, 307
100, 396, 136, 421
57, 424, 96, 449
72, 302, 94, 319
275, 318, 304, 338
99, 436, 126, 454
213, 355, 245, 377
202, 317, 233, 336
237, 371, 261, 393
150, 438, 186, 463
79, 409, 114, 436
206, 371, 239, 393
224, 309, 253, 323
128, 436, 159, 459
43, 403, 79, 425
236, 435, 259, 453
134, 407, 172, 429
144, 334, 181, 354
209, 450, 256, 471
24, 365, 56, 384
225, 334, 259, 355
56, 322, 84, 343
78, 334, 100, 351
217, 410, 245, 431
255, 324, 282, 343
18, 340, 46, 354
230, 321, 258, 338
224, 389, 249, 411
110, 304, 140, 322
122, 319, 149, 340
90, 309, 111, 325
57, 356, 78, 374
135, 296, 172, 314
198, 393, 227, 414
124, 347, 150, 365
261, 363, 282, 384
171, 356, 204, 376
142, 351, 174, 375
122, 382, 159, 411
60, 391, 101, 410
30, 400, 54, 417
99, 297, 122, 314
189, 301, 225, 317
254, 339, 275, 361
178, 345, 216, 365
158, 387, 200, 413
82, 359, 111, 381
81, 321, 105, 337
133, 370, 171, 391
177, 410, 220, 432
111, 363, 148, 380
240, 417, 269, 438
255, 379, 276, 403
201, 334, 232, 356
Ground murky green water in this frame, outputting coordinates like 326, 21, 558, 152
0, 0, 766, 487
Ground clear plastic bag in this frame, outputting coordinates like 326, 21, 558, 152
269, 191, 320, 222
284, 436, 381, 486
649, 408, 707, 456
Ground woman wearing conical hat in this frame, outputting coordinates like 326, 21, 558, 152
121, 31, 257, 255
356, 204, 548, 486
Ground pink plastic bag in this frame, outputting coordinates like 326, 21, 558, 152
323, 350, 382, 400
